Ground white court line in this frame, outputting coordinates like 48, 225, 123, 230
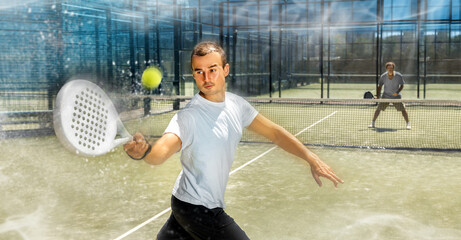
113, 207, 172, 240
294, 111, 337, 137
113, 111, 337, 240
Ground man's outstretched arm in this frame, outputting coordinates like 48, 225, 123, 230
247, 114, 344, 187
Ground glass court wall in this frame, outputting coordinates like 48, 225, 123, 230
0, 0, 460, 111
222, 0, 461, 98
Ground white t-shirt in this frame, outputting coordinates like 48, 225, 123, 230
378, 71, 405, 99
164, 92, 259, 209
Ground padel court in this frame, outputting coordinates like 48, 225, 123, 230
1, 0, 461, 239
1, 105, 461, 239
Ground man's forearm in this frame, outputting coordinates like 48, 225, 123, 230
376, 85, 382, 98
397, 85, 404, 94
272, 126, 317, 165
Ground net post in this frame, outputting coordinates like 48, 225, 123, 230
173, 98, 180, 110
143, 97, 151, 116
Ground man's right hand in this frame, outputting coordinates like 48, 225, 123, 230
124, 133, 150, 160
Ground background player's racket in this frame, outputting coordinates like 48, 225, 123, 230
363, 90, 375, 99
53, 80, 132, 157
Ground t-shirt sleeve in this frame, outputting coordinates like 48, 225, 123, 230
239, 97, 259, 127
164, 111, 193, 150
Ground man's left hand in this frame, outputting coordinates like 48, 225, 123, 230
310, 159, 344, 188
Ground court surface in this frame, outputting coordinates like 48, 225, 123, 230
1, 129, 461, 239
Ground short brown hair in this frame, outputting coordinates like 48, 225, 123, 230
191, 41, 227, 68
385, 62, 395, 69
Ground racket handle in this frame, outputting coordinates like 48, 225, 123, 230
113, 136, 132, 148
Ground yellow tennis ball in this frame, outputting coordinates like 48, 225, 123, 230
141, 66, 163, 90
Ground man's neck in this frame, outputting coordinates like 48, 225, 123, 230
199, 91, 225, 102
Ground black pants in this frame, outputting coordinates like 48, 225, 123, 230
157, 196, 250, 240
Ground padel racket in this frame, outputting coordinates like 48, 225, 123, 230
53, 80, 132, 157
363, 91, 375, 99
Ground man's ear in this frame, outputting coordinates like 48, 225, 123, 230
223, 63, 230, 77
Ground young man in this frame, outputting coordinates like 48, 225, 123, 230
369, 62, 411, 129
124, 41, 343, 239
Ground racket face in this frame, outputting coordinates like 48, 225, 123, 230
54, 80, 119, 156
364, 91, 374, 99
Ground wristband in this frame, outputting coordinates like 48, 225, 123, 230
128, 143, 152, 160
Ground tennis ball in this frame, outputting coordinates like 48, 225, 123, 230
141, 66, 163, 90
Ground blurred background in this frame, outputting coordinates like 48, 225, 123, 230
1, 2, 460, 239
0, 0, 460, 136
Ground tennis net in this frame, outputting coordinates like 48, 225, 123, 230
244, 98, 461, 151
122, 96, 461, 151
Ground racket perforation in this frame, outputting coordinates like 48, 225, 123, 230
55, 80, 131, 157
68, 86, 111, 151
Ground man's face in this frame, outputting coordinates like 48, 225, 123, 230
191, 52, 229, 102
386, 64, 394, 73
